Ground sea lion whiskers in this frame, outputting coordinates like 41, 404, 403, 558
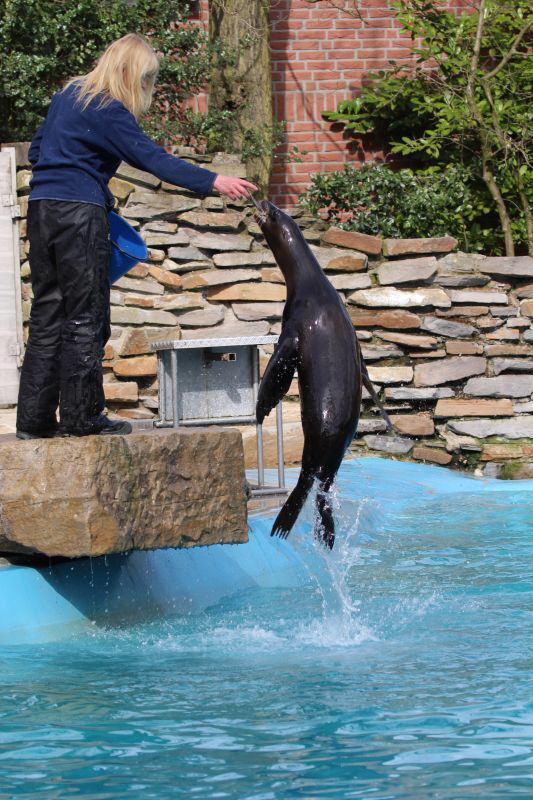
247, 192, 268, 224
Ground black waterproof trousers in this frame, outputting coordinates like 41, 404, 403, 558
16, 200, 111, 435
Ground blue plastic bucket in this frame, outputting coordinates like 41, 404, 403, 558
108, 211, 148, 283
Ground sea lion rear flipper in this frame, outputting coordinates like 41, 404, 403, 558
256, 332, 298, 424
361, 360, 393, 430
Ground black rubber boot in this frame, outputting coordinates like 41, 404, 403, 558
92, 413, 132, 436
16, 428, 58, 440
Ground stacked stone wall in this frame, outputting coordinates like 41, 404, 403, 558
12, 145, 533, 479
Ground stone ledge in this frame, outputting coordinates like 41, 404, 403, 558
0, 428, 248, 558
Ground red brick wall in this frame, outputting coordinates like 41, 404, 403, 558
195, 0, 470, 207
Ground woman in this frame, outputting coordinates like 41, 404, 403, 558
17, 33, 257, 439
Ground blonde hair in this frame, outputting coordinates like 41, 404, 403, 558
66, 33, 160, 119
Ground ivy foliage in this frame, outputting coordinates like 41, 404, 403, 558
316, 0, 533, 255
0, 0, 209, 142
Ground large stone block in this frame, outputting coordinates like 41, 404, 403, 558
464, 375, 533, 398
383, 236, 457, 256
414, 356, 486, 387
0, 429, 247, 557
349, 286, 451, 309
448, 416, 533, 439
321, 228, 382, 255
478, 256, 533, 280
377, 257, 438, 286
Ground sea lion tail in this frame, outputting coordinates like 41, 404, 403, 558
361, 363, 393, 430
271, 471, 315, 540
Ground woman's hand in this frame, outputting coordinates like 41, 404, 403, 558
213, 175, 259, 200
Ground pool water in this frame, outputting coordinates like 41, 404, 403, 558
0, 460, 532, 799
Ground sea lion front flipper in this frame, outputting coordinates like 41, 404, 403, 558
256, 331, 299, 424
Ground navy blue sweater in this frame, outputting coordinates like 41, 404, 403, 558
29, 83, 217, 209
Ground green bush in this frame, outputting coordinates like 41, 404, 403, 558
0, 0, 210, 142
299, 163, 500, 253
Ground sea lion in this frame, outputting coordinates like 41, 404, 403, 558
251, 197, 390, 549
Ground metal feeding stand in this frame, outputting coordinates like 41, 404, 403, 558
150, 335, 287, 498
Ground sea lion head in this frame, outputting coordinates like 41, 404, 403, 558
249, 196, 301, 254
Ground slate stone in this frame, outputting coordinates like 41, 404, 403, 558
464, 375, 533, 397
448, 416, 533, 439
260, 267, 284, 283
421, 316, 476, 338
181, 321, 270, 340
154, 293, 206, 312
232, 302, 284, 321
175, 306, 225, 327
390, 413, 435, 436
148, 266, 183, 290
213, 250, 277, 267
412, 446, 452, 465
188, 232, 253, 252
485, 328, 520, 341
178, 210, 243, 231
513, 400, 533, 413
375, 331, 439, 349
144, 231, 190, 247
349, 286, 451, 309
321, 228, 382, 255
414, 356, 486, 387
108, 177, 135, 200
309, 245, 368, 271
479, 256, 533, 280
435, 272, 490, 288
517, 284, 533, 299
363, 435, 415, 454
442, 430, 482, 452
436, 305, 488, 318
485, 344, 533, 357
349, 310, 421, 329
142, 220, 178, 233
434, 398, 514, 417
446, 289, 508, 305
520, 299, 533, 317
383, 236, 457, 256
505, 317, 530, 329
384, 387, 454, 400
490, 306, 518, 317
124, 192, 200, 219
114, 355, 158, 377
445, 341, 484, 355
182, 269, 261, 290
113, 276, 164, 294
206, 283, 286, 302
116, 163, 161, 188
361, 345, 404, 361
110, 307, 178, 326
492, 358, 533, 375
367, 366, 414, 384
377, 257, 437, 286
104, 381, 139, 403
357, 418, 388, 434
167, 245, 208, 262
328, 273, 372, 291
524, 330, 533, 343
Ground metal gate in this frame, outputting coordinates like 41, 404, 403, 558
0, 147, 23, 405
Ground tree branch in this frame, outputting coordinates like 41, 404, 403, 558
484, 18, 533, 80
